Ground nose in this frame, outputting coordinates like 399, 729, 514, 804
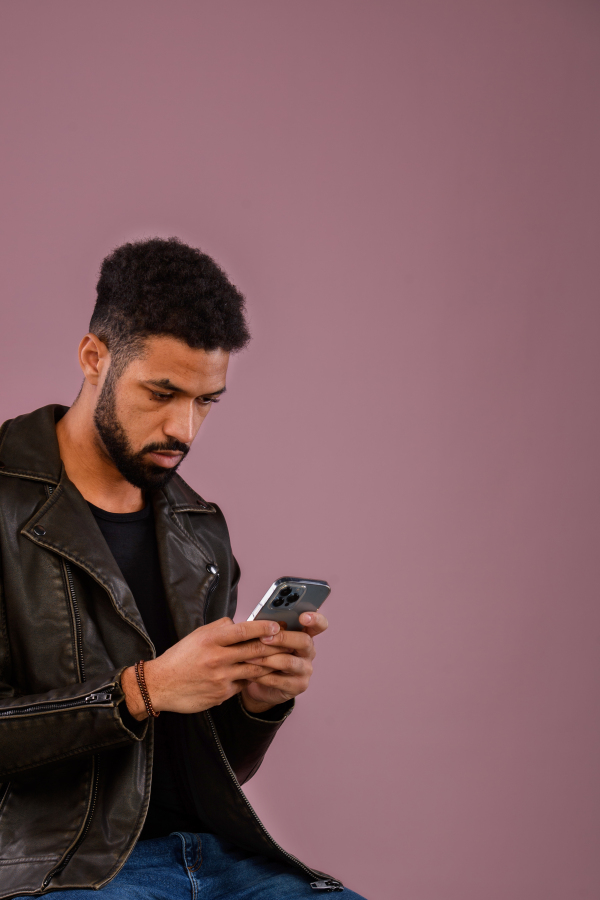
163, 404, 196, 446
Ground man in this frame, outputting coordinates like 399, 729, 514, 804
0, 239, 365, 898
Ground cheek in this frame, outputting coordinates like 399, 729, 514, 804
123, 407, 169, 450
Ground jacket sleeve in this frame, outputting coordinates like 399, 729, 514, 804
0, 659, 148, 782
0, 671, 147, 781
210, 694, 294, 784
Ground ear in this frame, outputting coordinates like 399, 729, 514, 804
79, 333, 110, 386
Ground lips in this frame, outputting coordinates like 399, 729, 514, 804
147, 451, 184, 469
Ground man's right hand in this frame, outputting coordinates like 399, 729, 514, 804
122, 618, 282, 721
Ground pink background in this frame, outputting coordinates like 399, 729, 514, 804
1, 2, 600, 897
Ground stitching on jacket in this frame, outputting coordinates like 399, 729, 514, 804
236, 692, 294, 725
164, 475, 214, 511
0, 735, 138, 779
0, 855, 59, 865
166, 509, 212, 559
21, 535, 142, 630
0, 469, 59, 485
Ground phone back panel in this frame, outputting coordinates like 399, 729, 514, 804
247, 577, 330, 631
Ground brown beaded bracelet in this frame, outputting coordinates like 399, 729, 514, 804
134, 660, 160, 718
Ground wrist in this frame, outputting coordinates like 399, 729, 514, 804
121, 665, 147, 721
240, 687, 275, 715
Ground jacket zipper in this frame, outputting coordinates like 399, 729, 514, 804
42, 755, 101, 889
0, 689, 114, 718
204, 709, 342, 889
63, 560, 86, 682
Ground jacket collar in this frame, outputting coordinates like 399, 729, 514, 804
0, 404, 65, 485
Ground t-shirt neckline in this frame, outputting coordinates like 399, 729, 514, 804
87, 501, 151, 523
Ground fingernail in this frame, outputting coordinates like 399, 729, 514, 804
302, 613, 313, 623
260, 635, 274, 643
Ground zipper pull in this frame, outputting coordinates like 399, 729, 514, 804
85, 689, 114, 704
310, 881, 343, 892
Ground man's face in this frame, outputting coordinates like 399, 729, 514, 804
93, 335, 229, 491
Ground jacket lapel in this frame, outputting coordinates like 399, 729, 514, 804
22, 472, 150, 645
152, 489, 216, 640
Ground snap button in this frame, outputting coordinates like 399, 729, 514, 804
206, 564, 218, 575
33, 525, 46, 537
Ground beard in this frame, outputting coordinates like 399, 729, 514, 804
93, 369, 189, 492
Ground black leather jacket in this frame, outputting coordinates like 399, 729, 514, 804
0, 406, 337, 897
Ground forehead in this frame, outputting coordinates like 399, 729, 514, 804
126, 335, 229, 391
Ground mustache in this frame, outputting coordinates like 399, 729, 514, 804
140, 440, 190, 457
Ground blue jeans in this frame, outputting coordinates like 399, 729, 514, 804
13, 832, 367, 898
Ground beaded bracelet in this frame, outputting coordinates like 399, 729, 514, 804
134, 660, 160, 718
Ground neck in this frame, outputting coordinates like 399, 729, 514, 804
56, 393, 145, 514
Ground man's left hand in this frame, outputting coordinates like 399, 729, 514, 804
240, 612, 328, 715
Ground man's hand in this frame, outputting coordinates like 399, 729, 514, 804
240, 611, 329, 715
122, 618, 283, 721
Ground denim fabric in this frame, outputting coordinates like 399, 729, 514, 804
12, 833, 367, 898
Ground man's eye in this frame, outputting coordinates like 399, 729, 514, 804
151, 392, 172, 401
199, 397, 220, 406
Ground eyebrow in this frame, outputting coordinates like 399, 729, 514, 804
145, 379, 227, 397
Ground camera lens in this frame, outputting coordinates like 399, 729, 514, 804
272, 597, 284, 607
279, 586, 292, 596
288, 593, 299, 604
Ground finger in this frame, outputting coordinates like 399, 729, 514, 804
216, 619, 280, 647
227, 638, 291, 664
259, 629, 315, 658
247, 671, 310, 695
233, 661, 277, 681
248, 653, 311, 677
298, 611, 328, 637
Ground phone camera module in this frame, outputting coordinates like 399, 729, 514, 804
270, 584, 305, 610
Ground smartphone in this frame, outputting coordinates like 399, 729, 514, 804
247, 577, 331, 631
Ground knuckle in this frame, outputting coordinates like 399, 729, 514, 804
233, 622, 249, 641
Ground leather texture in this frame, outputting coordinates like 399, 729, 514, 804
0, 406, 331, 897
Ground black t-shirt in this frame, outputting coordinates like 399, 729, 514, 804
89, 501, 210, 839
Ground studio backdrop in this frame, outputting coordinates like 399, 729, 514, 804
1, 2, 599, 898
